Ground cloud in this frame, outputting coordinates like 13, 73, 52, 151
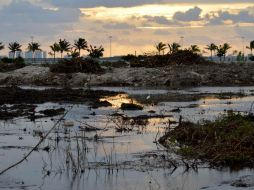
173, 6, 202, 21
0, 0, 81, 44
207, 7, 254, 25
0, 0, 81, 24
143, 16, 171, 25
102, 22, 135, 30
47, 0, 254, 8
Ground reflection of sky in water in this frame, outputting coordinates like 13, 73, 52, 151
1, 86, 254, 190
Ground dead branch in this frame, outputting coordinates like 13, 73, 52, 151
0, 108, 72, 175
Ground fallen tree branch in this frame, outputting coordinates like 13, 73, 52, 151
0, 108, 72, 175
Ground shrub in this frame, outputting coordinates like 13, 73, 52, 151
130, 50, 211, 67
50, 58, 104, 73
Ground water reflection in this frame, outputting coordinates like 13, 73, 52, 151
100, 94, 141, 108
1, 87, 254, 190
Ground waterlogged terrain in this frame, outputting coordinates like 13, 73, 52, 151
0, 86, 254, 190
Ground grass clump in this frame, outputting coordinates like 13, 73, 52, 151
159, 112, 254, 168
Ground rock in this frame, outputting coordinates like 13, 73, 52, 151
120, 103, 143, 110
168, 71, 203, 88
64, 121, 74, 127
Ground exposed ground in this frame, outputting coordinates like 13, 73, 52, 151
0, 63, 254, 87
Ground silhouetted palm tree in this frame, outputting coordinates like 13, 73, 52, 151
8, 42, 22, 59
168, 43, 181, 54
50, 43, 60, 61
222, 43, 231, 61
216, 45, 224, 62
0, 42, 4, 51
68, 48, 80, 58
216, 43, 231, 62
58, 39, 71, 58
155, 42, 167, 55
27, 42, 41, 62
206, 43, 217, 59
74, 38, 87, 57
87, 45, 104, 59
246, 40, 254, 55
189, 45, 201, 54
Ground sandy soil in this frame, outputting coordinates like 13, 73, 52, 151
0, 63, 254, 87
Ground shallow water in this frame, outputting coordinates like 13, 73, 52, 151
0, 86, 254, 190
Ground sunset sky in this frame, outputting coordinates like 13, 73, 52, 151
1, 0, 254, 57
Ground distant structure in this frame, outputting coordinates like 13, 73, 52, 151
8, 50, 47, 59
25, 51, 33, 59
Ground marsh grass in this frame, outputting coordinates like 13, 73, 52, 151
159, 112, 254, 168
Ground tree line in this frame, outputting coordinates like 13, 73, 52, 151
155, 40, 254, 62
0, 38, 105, 60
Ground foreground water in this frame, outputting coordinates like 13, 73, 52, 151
1, 86, 254, 190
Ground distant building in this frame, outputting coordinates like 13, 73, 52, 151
16, 51, 23, 58
43, 51, 47, 59
24, 51, 47, 59
8, 52, 14, 58
25, 51, 33, 59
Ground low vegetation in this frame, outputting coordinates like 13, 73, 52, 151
129, 50, 210, 67
0, 57, 25, 72
49, 58, 103, 73
159, 112, 254, 168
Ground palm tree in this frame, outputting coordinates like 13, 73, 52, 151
68, 48, 80, 58
87, 45, 104, 59
50, 43, 60, 61
246, 40, 254, 55
8, 42, 22, 60
168, 43, 181, 54
0, 42, 4, 51
222, 43, 231, 61
189, 45, 201, 54
58, 39, 71, 58
74, 38, 87, 57
216, 43, 231, 62
216, 45, 224, 62
155, 42, 167, 55
206, 43, 217, 60
27, 42, 41, 62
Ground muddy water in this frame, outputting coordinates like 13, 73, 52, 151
0, 86, 254, 190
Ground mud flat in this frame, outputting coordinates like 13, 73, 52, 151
0, 63, 254, 87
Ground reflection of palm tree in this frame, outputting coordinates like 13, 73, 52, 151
168, 43, 181, 54
246, 40, 254, 55
74, 38, 87, 57
50, 43, 60, 61
189, 45, 201, 54
58, 39, 71, 58
27, 42, 41, 62
205, 43, 217, 60
8, 42, 22, 60
155, 42, 167, 55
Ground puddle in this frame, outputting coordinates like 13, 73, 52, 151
0, 86, 254, 190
